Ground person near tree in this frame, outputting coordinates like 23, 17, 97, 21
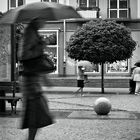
74, 66, 85, 96
132, 62, 140, 95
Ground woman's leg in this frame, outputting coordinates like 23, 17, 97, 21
137, 82, 140, 94
28, 128, 38, 140
80, 87, 83, 96
80, 80, 84, 96
135, 82, 140, 95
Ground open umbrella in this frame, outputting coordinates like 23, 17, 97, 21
77, 60, 93, 72
0, 2, 81, 24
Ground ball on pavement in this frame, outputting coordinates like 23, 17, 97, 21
94, 97, 111, 115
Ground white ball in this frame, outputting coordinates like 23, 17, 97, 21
94, 97, 112, 115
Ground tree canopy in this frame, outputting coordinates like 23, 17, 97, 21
66, 20, 136, 64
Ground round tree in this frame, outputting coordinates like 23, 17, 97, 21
66, 19, 136, 93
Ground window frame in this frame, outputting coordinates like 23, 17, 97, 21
78, 0, 98, 8
84, 64, 101, 74
41, 0, 59, 3
38, 29, 59, 74
84, 59, 130, 75
106, 60, 130, 74
8, 0, 25, 10
108, 0, 129, 18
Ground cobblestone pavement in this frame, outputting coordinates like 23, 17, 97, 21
0, 92, 140, 140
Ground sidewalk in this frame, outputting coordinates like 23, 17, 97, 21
1, 87, 140, 140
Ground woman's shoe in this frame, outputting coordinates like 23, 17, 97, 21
135, 92, 140, 95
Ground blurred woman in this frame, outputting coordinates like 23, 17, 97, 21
18, 18, 53, 140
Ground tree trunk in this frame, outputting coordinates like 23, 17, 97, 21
101, 63, 104, 93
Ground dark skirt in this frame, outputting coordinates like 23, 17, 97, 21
129, 79, 136, 94
21, 93, 53, 129
20, 75, 53, 129
77, 80, 84, 88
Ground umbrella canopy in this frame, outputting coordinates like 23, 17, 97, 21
77, 60, 93, 72
0, 2, 81, 24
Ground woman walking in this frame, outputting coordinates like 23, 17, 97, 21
18, 18, 53, 140
74, 66, 85, 96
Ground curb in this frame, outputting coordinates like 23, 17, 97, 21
42, 87, 130, 94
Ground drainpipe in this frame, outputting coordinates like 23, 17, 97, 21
63, 19, 66, 76
138, 0, 140, 18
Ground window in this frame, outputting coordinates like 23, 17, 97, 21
41, 0, 59, 2
106, 60, 129, 73
79, 0, 97, 8
0, 25, 11, 81
84, 63, 100, 73
109, 0, 129, 18
9, 0, 24, 9
38, 30, 58, 73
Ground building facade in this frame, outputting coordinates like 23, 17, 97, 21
0, 0, 140, 80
